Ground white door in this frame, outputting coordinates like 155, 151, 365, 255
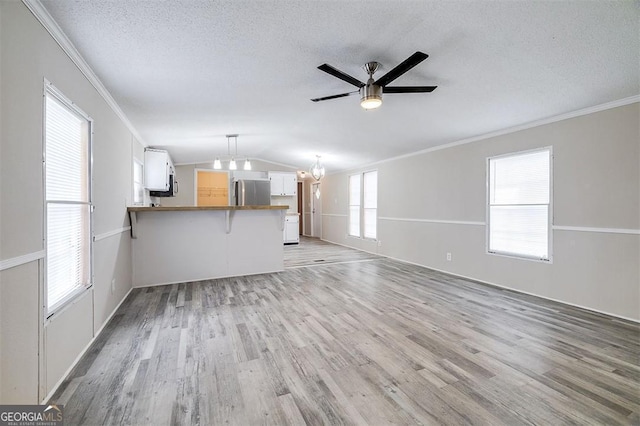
311, 183, 322, 238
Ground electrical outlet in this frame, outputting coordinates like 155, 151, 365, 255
446, 252, 452, 261
111, 279, 116, 294
377, 240, 382, 247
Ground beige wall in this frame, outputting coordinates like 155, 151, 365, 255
161, 159, 299, 209
0, 2, 141, 402
321, 103, 640, 321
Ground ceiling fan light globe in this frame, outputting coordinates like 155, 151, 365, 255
360, 84, 382, 110
361, 97, 382, 109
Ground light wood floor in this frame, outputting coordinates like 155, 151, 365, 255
50, 242, 640, 425
284, 236, 380, 268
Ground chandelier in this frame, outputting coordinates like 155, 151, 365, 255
213, 134, 252, 171
310, 155, 325, 181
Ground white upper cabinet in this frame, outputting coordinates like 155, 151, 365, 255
269, 172, 297, 196
144, 149, 174, 191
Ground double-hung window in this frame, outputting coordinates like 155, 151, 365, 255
348, 171, 378, 239
487, 147, 551, 261
45, 85, 93, 315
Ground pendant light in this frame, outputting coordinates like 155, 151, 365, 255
214, 134, 251, 171
310, 155, 325, 181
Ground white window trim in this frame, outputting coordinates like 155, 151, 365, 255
43, 79, 94, 318
347, 169, 378, 241
485, 146, 553, 263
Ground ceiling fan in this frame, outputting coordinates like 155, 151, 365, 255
311, 51, 437, 109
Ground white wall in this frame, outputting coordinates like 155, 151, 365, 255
0, 1, 141, 402
321, 102, 640, 321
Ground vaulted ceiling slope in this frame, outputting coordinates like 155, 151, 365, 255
39, 0, 639, 172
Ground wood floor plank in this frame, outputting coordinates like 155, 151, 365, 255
47, 238, 640, 425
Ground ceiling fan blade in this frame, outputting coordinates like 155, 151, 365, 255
383, 86, 437, 93
374, 51, 429, 87
318, 64, 365, 88
311, 91, 359, 102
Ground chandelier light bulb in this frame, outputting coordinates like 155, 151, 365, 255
310, 155, 325, 181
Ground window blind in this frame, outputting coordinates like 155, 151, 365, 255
363, 171, 377, 239
349, 174, 361, 237
45, 92, 92, 314
488, 149, 550, 260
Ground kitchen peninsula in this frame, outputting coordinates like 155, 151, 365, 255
127, 205, 288, 287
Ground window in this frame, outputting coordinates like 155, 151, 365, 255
487, 147, 551, 261
348, 174, 361, 237
133, 159, 144, 205
348, 171, 378, 239
363, 171, 378, 239
45, 85, 92, 315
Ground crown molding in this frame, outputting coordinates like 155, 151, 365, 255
335, 95, 640, 176
22, 0, 146, 146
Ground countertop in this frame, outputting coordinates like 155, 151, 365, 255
127, 205, 289, 212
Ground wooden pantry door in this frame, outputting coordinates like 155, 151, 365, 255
196, 170, 229, 206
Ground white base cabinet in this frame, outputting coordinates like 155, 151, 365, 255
284, 215, 299, 244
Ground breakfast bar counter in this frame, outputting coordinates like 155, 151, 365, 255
127, 205, 288, 287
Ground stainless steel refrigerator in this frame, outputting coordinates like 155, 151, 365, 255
234, 179, 271, 206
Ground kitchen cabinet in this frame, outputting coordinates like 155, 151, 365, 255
284, 215, 299, 244
269, 172, 297, 196
144, 149, 174, 191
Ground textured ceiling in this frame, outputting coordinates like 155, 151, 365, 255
40, 0, 639, 172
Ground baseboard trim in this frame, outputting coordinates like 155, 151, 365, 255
321, 238, 639, 324
285, 258, 377, 269
383, 254, 640, 324
41, 287, 133, 404
320, 238, 380, 257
